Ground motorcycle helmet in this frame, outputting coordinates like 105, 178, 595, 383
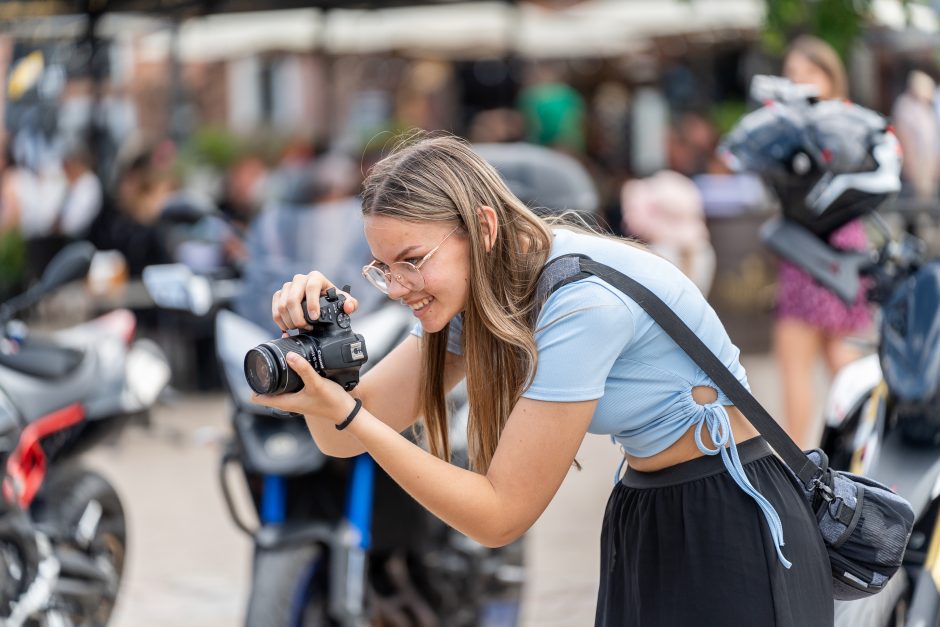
719, 76, 901, 238
881, 261, 940, 445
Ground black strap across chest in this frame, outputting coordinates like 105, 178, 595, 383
534, 253, 820, 486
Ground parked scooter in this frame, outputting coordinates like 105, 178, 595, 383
722, 76, 940, 626
0, 241, 171, 626
143, 262, 523, 627
145, 243, 527, 625
762, 215, 940, 626
225, 300, 524, 626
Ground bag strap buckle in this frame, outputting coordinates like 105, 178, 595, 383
828, 497, 856, 526
810, 473, 835, 503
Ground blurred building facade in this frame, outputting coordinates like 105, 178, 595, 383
3, 0, 940, 351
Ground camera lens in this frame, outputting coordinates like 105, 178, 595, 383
244, 336, 318, 395
244, 345, 278, 395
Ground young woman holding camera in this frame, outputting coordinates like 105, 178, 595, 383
252, 135, 832, 626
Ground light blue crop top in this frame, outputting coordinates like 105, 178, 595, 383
412, 228, 791, 567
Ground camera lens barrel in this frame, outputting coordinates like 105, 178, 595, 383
244, 335, 320, 395
244, 344, 279, 395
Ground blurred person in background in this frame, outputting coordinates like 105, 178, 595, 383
396, 60, 457, 133
265, 137, 315, 207
621, 169, 716, 296
21, 140, 102, 283
892, 69, 940, 201
466, 108, 525, 144
774, 35, 872, 449
256, 135, 832, 627
218, 152, 269, 232
0, 138, 23, 234
667, 111, 726, 177
55, 141, 102, 239
234, 152, 382, 333
186, 152, 271, 275
91, 140, 227, 390
518, 62, 587, 155
88, 142, 175, 278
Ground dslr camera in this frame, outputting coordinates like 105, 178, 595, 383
244, 287, 368, 395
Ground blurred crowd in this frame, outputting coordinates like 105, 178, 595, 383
1, 42, 937, 294
0, 56, 733, 297
2, 24, 940, 430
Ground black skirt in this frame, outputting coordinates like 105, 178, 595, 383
595, 437, 833, 627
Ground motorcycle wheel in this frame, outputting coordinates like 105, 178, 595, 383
0, 512, 39, 616
33, 466, 127, 626
833, 569, 909, 627
245, 543, 333, 627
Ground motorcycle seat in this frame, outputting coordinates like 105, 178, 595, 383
0, 340, 84, 379
870, 427, 940, 517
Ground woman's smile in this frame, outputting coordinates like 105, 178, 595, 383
406, 295, 435, 317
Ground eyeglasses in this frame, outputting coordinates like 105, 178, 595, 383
362, 226, 460, 294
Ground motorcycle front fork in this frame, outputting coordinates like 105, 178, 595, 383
909, 506, 940, 624
259, 454, 376, 627
330, 454, 374, 626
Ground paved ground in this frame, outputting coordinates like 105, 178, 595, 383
82, 352, 814, 627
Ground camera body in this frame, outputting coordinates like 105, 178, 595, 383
244, 288, 368, 395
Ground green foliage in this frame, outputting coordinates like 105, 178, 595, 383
762, 0, 876, 60
184, 126, 243, 171
711, 99, 749, 135
176, 126, 291, 179
0, 229, 25, 297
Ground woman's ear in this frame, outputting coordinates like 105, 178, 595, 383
477, 205, 498, 252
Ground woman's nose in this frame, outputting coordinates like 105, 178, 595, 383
386, 279, 410, 300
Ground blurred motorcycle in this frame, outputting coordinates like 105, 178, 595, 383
0, 242, 170, 626
143, 263, 523, 627
219, 301, 522, 627
762, 215, 940, 626
722, 76, 940, 626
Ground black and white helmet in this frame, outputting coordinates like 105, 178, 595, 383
719, 76, 901, 238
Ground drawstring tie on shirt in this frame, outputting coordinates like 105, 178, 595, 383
612, 404, 792, 569
695, 404, 792, 569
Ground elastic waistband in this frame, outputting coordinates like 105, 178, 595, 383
622, 437, 773, 489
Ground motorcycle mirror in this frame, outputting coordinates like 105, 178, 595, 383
39, 241, 96, 293
142, 263, 214, 316
0, 240, 97, 324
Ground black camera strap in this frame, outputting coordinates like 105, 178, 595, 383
535, 253, 820, 486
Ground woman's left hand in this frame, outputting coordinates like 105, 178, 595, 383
250, 352, 358, 426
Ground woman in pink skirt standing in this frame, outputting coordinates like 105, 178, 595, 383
776, 35, 873, 448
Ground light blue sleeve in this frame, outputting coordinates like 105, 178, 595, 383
523, 279, 635, 401
410, 313, 463, 355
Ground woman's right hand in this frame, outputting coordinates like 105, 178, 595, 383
272, 271, 359, 333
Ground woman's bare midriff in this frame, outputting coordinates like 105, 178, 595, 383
625, 386, 761, 473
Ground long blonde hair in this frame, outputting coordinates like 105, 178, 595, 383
785, 35, 849, 100
361, 134, 554, 472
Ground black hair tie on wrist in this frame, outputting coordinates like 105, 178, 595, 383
336, 398, 363, 431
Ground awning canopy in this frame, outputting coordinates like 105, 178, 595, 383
4, 0, 933, 59
0, 0, 479, 19
39, 0, 762, 62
